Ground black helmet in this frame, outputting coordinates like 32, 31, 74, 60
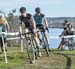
35, 7, 41, 13
20, 7, 26, 13
64, 20, 68, 23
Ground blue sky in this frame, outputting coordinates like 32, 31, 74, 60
0, 0, 75, 17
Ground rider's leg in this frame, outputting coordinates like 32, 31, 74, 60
1, 37, 4, 52
58, 41, 62, 49
4, 38, 7, 51
58, 39, 63, 49
44, 32, 51, 51
44, 32, 49, 44
37, 31, 42, 44
34, 33, 41, 57
1, 38, 7, 52
0, 37, 4, 52
61, 41, 65, 50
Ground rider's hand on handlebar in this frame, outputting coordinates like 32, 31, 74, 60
46, 27, 48, 30
24, 28, 29, 33
46, 27, 49, 33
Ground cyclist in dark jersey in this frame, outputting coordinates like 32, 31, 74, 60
19, 7, 41, 57
58, 20, 74, 50
34, 7, 50, 50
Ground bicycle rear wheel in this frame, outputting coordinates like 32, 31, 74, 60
44, 40, 49, 56
42, 32, 49, 56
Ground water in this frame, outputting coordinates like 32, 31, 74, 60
48, 28, 63, 48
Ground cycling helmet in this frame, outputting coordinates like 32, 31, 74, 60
64, 20, 68, 23
20, 7, 26, 13
35, 7, 41, 13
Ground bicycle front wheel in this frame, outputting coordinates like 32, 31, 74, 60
26, 37, 35, 64
68, 38, 74, 51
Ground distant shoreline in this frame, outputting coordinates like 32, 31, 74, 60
47, 17, 75, 28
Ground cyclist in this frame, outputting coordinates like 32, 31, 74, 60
19, 7, 41, 57
33, 7, 50, 51
58, 20, 74, 50
58, 20, 69, 50
0, 13, 9, 52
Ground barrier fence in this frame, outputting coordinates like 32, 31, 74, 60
0, 32, 23, 64
0, 32, 75, 64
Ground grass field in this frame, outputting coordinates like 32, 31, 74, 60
0, 47, 75, 69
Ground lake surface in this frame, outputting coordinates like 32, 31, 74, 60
48, 28, 63, 48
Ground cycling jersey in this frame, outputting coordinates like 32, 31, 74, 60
0, 17, 8, 38
34, 13, 45, 25
19, 13, 35, 35
19, 13, 33, 28
0, 25, 7, 38
65, 24, 74, 35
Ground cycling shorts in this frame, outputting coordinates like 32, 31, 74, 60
36, 24, 45, 32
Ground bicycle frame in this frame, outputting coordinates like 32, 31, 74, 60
38, 29, 49, 56
24, 29, 38, 64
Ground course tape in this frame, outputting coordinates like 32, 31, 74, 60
0, 32, 19, 36
49, 35, 75, 39
7, 37, 25, 40
0, 32, 75, 40
6, 35, 75, 40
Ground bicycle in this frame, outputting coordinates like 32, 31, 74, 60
37, 28, 50, 56
19, 28, 38, 64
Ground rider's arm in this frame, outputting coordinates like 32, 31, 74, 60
19, 16, 22, 30
31, 17, 36, 29
44, 17, 48, 28
19, 20, 23, 33
19, 24, 22, 33
44, 17, 49, 32
3, 18, 10, 31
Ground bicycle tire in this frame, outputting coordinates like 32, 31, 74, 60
68, 38, 74, 51
41, 32, 49, 56
25, 34, 35, 64
32, 40, 38, 59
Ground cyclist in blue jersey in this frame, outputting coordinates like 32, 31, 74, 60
0, 13, 9, 52
34, 7, 50, 51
